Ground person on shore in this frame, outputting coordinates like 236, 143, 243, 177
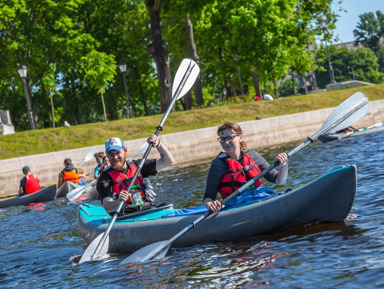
58, 158, 85, 188
203, 121, 289, 212
93, 152, 106, 179
97, 135, 174, 216
18, 166, 41, 196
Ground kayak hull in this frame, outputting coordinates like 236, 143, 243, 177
319, 123, 384, 143
55, 181, 92, 199
0, 184, 57, 209
77, 165, 357, 252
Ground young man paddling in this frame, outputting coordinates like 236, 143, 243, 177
97, 135, 174, 215
18, 166, 41, 196
203, 121, 289, 212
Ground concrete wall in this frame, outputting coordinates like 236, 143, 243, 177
1, 99, 382, 196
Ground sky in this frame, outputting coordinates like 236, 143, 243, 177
332, 0, 383, 43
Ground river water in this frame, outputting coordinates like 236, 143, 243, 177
1, 131, 383, 288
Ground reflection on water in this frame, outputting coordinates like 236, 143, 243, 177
1, 131, 384, 288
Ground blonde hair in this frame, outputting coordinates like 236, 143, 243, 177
217, 121, 247, 150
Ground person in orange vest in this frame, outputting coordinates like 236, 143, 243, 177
58, 158, 84, 188
203, 121, 289, 212
18, 166, 41, 196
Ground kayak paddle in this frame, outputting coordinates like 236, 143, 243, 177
120, 91, 370, 264
67, 143, 150, 202
79, 58, 200, 264
78, 148, 98, 168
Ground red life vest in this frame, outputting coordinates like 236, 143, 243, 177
218, 152, 263, 199
62, 168, 81, 183
108, 163, 146, 205
25, 174, 41, 194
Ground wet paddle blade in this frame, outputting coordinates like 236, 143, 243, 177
79, 233, 109, 264
67, 180, 96, 202
172, 59, 200, 100
119, 241, 170, 265
320, 92, 369, 133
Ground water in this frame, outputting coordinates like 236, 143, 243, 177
1, 131, 384, 288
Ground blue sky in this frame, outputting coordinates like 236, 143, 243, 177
332, 0, 383, 43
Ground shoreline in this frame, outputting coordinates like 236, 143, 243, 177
1, 99, 383, 196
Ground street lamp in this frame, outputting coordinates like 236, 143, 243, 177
118, 61, 133, 118
17, 64, 36, 130
319, 17, 336, 84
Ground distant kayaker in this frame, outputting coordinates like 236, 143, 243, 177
58, 158, 84, 188
101, 156, 110, 171
18, 166, 41, 196
93, 152, 106, 179
97, 135, 174, 216
203, 121, 289, 212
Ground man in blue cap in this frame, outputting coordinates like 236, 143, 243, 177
97, 134, 174, 215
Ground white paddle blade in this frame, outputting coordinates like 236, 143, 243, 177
78, 148, 98, 168
79, 233, 109, 264
67, 187, 86, 202
320, 92, 370, 133
67, 180, 96, 202
119, 241, 170, 265
127, 143, 149, 160
172, 59, 200, 100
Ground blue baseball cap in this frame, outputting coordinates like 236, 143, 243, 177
105, 137, 125, 153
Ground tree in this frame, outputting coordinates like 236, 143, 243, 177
354, 10, 384, 72
42, 63, 57, 128
315, 46, 384, 87
82, 50, 117, 122
145, 0, 173, 113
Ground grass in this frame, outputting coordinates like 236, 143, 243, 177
1, 83, 383, 160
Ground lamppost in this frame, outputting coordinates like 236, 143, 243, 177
319, 17, 336, 84
118, 61, 133, 118
17, 64, 36, 130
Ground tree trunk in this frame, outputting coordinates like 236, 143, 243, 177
291, 67, 297, 95
272, 76, 278, 98
146, 0, 173, 113
49, 89, 55, 128
133, 65, 149, 115
302, 76, 308, 95
185, 14, 203, 106
252, 70, 262, 99
100, 89, 107, 122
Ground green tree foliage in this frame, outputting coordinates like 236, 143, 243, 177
353, 10, 384, 72
82, 50, 117, 122
1, 0, 383, 132
315, 46, 384, 88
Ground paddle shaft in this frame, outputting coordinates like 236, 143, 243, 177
89, 60, 197, 261
137, 92, 369, 262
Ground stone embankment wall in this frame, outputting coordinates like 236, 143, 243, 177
0, 99, 382, 196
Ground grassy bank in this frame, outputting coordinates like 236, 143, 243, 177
1, 84, 383, 160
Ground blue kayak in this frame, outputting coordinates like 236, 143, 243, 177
77, 165, 357, 252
